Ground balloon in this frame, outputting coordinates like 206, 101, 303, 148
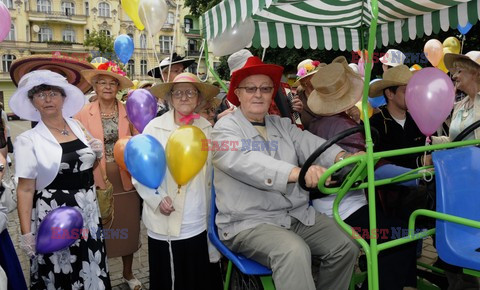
166, 125, 208, 186
114, 136, 132, 170
355, 101, 373, 121
443, 37, 460, 54
405, 67, 455, 137
368, 79, 386, 108
36, 207, 84, 254
424, 39, 443, 67
90, 57, 108, 68
210, 18, 255, 57
458, 22, 473, 35
125, 134, 167, 189
410, 64, 422, 71
114, 34, 134, 64
0, 2, 11, 43
126, 89, 157, 132
121, 0, 144, 30
139, 0, 168, 36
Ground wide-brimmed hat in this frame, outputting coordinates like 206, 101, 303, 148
293, 59, 323, 86
228, 49, 253, 76
369, 65, 413, 97
147, 53, 195, 78
9, 54, 95, 94
227, 56, 284, 107
81, 62, 133, 90
150, 72, 219, 101
9, 70, 85, 121
307, 62, 363, 116
444, 51, 480, 72
379, 49, 406, 67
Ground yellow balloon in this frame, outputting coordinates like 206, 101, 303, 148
121, 0, 145, 31
355, 101, 373, 121
442, 37, 460, 54
166, 125, 208, 186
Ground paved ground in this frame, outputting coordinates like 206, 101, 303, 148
5, 120, 439, 290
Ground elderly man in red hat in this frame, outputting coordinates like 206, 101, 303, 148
211, 56, 359, 290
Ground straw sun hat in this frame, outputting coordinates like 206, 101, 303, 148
150, 72, 219, 101
368, 65, 413, 98
81, 61, 134, 90
307, 62, 363, 116
444, 51, 480, 72
9, 70, 85, 121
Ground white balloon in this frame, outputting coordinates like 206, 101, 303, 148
210, 18, 255, 57
139, 0, 168, 36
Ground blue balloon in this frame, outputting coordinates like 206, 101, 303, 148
368, 79, 387, 108
125, 134, 167, 189
114, 34, 134, 64
458, 22, 473, 35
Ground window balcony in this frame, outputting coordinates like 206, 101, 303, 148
183, 28, 202, 38
28, 10, 87, 25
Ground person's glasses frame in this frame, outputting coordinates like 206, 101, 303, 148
171, 89, 199, 100
33, 91, 63, 101
237, 86, 274, 94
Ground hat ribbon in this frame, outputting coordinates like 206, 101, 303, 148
177, 110, 200, 125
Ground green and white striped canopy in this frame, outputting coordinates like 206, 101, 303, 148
203, 0, 479, 51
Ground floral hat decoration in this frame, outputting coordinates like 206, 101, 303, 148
81, 61, 133, 90
294, 59, 324, 86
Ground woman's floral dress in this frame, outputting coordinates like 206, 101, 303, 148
30, 139, 111, 290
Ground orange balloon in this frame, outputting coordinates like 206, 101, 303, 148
424, 39, 444, 67
114, 136, 132, 171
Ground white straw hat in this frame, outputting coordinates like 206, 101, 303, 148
9, 70, 85, 121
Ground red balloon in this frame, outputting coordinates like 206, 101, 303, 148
405, 67, 455, 137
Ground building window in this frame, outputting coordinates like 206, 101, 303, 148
166, 12, 174, 25
140, 60, 147, 75
139, 34, 146, 49
85, 2, 89, 16
39, 27, 52, 42
37, 0, 51, 12
1, 0, 13, 9
184, 18, 192, 30
127, 33, 133, 39
127, 59, 135, 77
62, 29, 75, 42
62, 2, 75, 15
2, 54, 16, 72
159, 35, 173, 54
98, 2, 110, 17
6, 23, 15, 41
100, 30, 110, 36
188, 39, 197, 52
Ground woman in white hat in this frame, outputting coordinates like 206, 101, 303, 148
135, 73, 222, 289
75, 62, 142, 289
432, 51, 480, 143
11, 70, 110, 289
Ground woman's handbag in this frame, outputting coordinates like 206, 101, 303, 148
0, 164, 17, 213
75, 120, 114, 226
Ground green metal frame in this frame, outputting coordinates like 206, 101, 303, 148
202, 1, 480, 288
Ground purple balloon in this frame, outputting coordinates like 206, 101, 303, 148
126, 89, 157, 133
405, 67, 455, 137
0, 2, 11, 43
36, 207, 84, 254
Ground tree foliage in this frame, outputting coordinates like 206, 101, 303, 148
83, 30, 115, 61
184, 0, 222, 17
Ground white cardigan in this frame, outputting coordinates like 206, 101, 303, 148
14, 118, 89, 190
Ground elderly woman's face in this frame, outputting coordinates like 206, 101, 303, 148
171, 83, 199, 115
235, 74, 274, 121
31, 89, 65, 118
94, 75, 119, 101
452, 65, 478, 93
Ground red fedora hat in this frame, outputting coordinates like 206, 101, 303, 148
227, 56, 284, 107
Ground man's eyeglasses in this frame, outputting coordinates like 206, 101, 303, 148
237, 86, 274, 94
96, 80, 119, 87
171, 89, 199, 99
33, 91, 62, 100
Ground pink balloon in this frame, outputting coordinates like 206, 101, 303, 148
405, 67, 455, 137
0, 2, 11, 43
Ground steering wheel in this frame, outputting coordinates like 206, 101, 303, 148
299, 126, 368, 192
452, 120, 480, 142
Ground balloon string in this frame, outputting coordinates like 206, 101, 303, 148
422, 138, 433, 182
177, 185, 181, 194
140, 3, 162, 83
167, 233, 175, 290
197, 41, 208, 82
166, 2, 181, 83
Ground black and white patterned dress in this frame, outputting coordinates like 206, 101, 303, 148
30, 139, 111, 290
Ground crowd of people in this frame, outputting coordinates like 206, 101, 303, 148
0, 46, 479, 290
